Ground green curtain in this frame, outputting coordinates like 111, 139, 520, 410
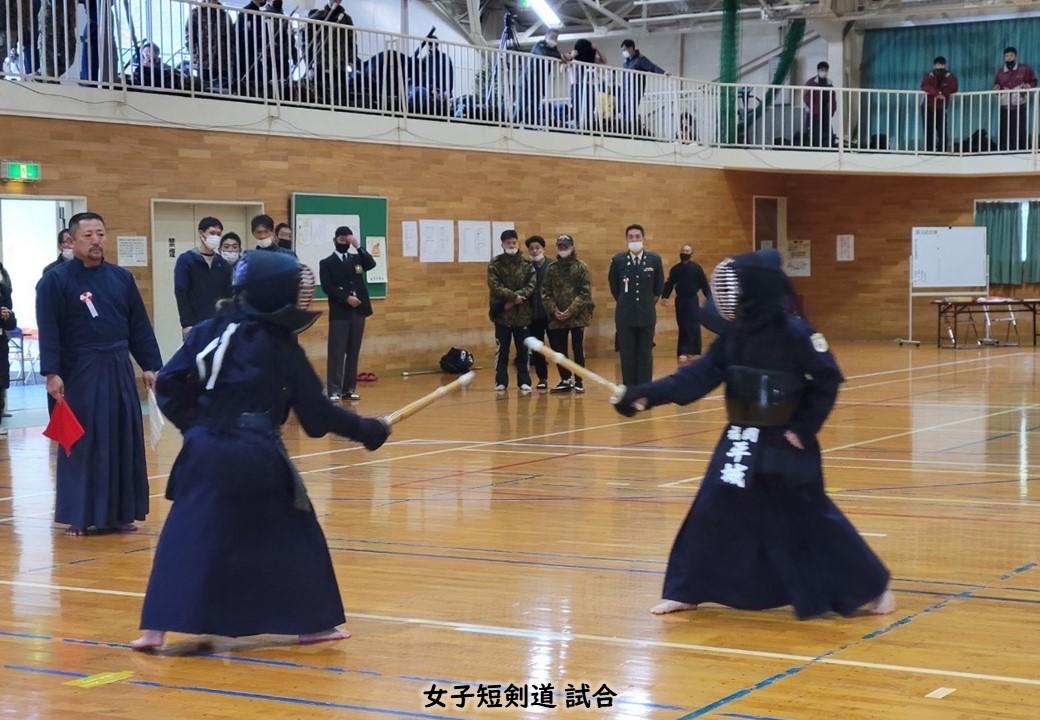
975, 201, 1022, 285
1026, 201, 1040, 283
860, 18, 1040, 149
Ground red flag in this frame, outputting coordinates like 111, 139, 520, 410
43, 397, 85, 457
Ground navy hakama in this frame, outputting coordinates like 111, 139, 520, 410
36, 260, 162, 531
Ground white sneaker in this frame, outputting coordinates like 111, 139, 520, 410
494, 384, 506, 392
520, 384, 532, 393
328, 394, 341, 402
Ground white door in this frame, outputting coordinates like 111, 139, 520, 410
151, 201, 263, 365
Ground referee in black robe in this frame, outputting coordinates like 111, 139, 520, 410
661, 244, 711, 359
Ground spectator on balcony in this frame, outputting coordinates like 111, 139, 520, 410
127, 41, 194, 91
408, 37, 454, 117
520, 30, 564, 126
235, 0, 272, 97
803, 61, 836, 149
304, 0, 356, 106
186, 0, 234, 93
569, 39, 606, 131
266, 0, 298, 91
921, 56, 957, 152
39, 0, 78, 79
619, 39, 668, 135
993, 47, 1037, 152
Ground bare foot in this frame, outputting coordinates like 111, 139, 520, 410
130, 630, 166, 651
865, 589, 896, 615
64, 526, 86, 537
651, 600, 698, 615
119, 523, 138, 533
299, 628, 350, 644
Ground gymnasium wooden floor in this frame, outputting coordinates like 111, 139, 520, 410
1, 342, 1039, 719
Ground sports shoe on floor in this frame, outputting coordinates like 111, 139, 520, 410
520, 384, 532, 393
328, 394, 341, 402
573, 382, 585, 393
494, 384, 507, 391
551, 380, 573, 393
346, 392, 361, 401
536, 380, 548, 390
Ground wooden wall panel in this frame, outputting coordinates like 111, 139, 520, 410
7, 113, 1040, 367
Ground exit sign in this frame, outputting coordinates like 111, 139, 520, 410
1, 161, 41, 182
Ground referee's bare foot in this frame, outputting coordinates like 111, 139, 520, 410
119, 523, 139, 533
651, 600, 698, 615
130, 630, 166, 651
64, 526, 86, 537
299, 627, 350, 644
865, 589, 896, 615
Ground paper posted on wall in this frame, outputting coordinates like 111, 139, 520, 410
148, 388, 165, 450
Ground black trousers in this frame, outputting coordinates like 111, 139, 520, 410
804, 114, 832, 148
617, 324, 654, 386
923, 107, 948, 152
547, 327, 586, 382
675, 297, 702, 356
527, 316, 550, 382
327, 314, 365, 396
999, 106, 1028, 151
494, 324, 531, 388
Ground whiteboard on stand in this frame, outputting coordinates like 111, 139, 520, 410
911, 226, 988, 289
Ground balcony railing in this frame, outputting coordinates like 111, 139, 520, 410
2, 0, 1038, 158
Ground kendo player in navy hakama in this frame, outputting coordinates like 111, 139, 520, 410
131, 252, 390, 651
613, 249, 895, 619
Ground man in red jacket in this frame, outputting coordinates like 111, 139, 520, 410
994, 46, 1037, 152
921, 56, 958, 152
803, 61, 836, 149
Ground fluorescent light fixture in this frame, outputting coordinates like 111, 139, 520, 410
529, 0, 563, 28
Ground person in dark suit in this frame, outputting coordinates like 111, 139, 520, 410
608, 223, 664, 385
318, 227, 375, 402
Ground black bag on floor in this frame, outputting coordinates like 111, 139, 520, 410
440, 347, 474, 374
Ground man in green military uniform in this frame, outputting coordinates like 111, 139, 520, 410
488, 229, 536, 392
608, 223, 664, 386
542, 234, 594, 393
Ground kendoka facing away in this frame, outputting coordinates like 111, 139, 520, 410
132, 251, 390, 651
613, 249, 895, 619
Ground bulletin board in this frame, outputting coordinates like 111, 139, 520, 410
291, 193, 388, 299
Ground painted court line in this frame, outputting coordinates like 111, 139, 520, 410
0, 578, 1035, 690
925, 687, 957, 699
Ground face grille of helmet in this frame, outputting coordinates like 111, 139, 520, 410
297, 262, 317, 309
710, 258, 740, 321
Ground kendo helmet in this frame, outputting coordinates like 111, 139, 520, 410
232, 250, 320, 333
700, 249, 789, 333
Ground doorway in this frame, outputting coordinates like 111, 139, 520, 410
150, 200, 264, 363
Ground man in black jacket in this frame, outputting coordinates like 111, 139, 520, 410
174, 216, 233, 338
319, 226, 375, 402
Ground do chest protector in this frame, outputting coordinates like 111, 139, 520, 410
724, 365, 806, 426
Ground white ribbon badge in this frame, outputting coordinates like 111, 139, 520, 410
79, 291, 98, 318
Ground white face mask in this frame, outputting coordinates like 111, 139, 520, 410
221, 250, 240, 264
546, 39, 557, 48
257, 237, 273, 248
202, 234, 221, 251
61, 248, 74, 260
628, 241, 644, 253
503, 247, 519, 255
622, 50, 631, 60
557, 248, 572, 258
818, 71, 828, 80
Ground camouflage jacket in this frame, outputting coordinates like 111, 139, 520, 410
488, 253, 536, 327
187, 1, 234, 75
542, 254, 594, 329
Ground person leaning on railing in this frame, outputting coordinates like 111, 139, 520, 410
303, 0, 356, 106
920, 56, 958, 152
993, 46, 1037, 152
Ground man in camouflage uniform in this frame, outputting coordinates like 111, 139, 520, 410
488, 229, 536, 392
186, 0, 233, 93
542, 234, 594, 393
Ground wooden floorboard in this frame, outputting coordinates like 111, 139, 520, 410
1, 343, 1039, 719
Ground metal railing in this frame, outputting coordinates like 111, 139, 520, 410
2, 0, 1039, 158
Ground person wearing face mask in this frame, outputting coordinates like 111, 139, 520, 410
524, 236, 555, 390
921, 57, 958, 152
251, 214, 296, 256
803, 61, 836, 149
608, 224, 664, 386
521, 30, 565, 126
488, 230, 536, 392
661, 244, 711, 362
619, 39, 669, 135
43, 229, 75, 277
174, 216, 233, 339
275, 223, 293, 251
543, 235, 594, 393
219, 232, 242, 266
319, 227, 376, 402
993, 47, 1037, 152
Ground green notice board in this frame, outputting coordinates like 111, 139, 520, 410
291, 193, 388, 300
